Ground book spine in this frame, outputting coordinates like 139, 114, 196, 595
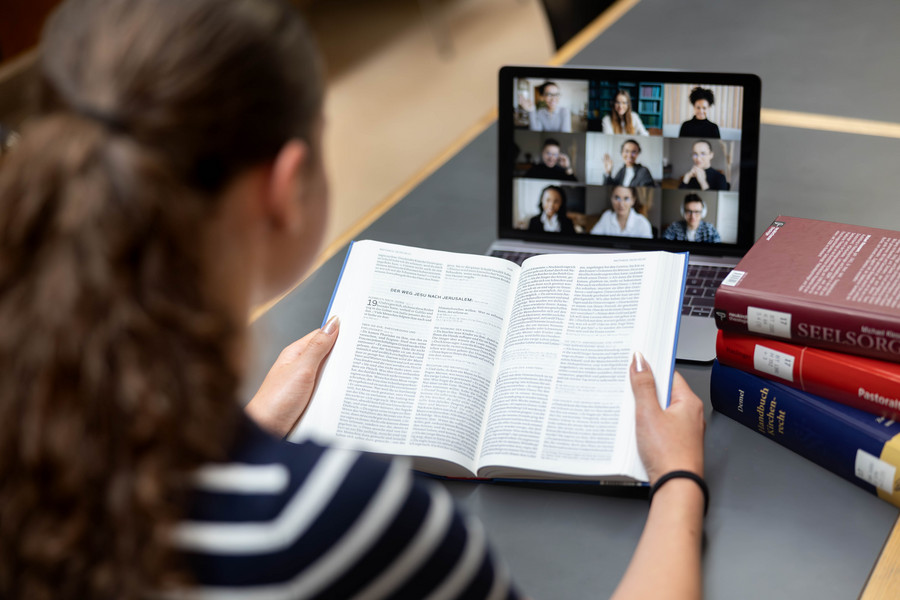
715, 330, 900, 421
710, 361, 900, 508
321, 240, 357, 327
713, 285, 900, 363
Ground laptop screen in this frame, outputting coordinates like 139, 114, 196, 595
498, 66, 761, 256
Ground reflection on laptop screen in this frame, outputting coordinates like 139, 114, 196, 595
498, 66, 761, 257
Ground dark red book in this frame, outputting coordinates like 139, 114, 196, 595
714, 216, 900, 362
716, 330, 900, 421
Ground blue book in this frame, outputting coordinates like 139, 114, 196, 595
711, 360, 900, 507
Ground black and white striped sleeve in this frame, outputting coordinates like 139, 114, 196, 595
164, 431, 521, 600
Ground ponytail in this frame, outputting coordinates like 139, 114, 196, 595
0, 0, 324, 596
0, 112, 243, 600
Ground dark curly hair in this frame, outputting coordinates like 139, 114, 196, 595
0, 0, 323, 598
689, 86, 715, 106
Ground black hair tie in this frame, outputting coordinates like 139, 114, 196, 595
73, 104, 128, 133
648, 470, 709, 516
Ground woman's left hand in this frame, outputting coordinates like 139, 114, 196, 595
245, 316, 340, 437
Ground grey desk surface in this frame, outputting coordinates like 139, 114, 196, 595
250, 0, 900, 597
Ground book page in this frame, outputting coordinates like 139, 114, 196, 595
477, 251, 685, 481
291, 241, 519, 476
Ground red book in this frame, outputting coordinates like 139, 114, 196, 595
714, 216, 900, 362
716, 330, 900, 421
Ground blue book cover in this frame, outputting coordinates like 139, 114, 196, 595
710, 360, 900, 507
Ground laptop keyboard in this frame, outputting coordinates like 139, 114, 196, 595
490, 249, 731, 319
683, 265, 731, 318
489, 249, 536, 266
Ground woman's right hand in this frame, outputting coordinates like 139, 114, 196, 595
630, 352, 705, 484
612, 353, 706, 600
603, 153, 613, 175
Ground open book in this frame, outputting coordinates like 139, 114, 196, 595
289, 240, 687, 484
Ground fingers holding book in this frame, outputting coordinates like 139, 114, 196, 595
630, 352, 705, 485
245, 316, 341, 437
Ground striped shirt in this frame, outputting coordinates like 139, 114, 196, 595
164, 419, 521, 599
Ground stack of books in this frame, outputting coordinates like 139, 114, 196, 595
710, 216, 900, 508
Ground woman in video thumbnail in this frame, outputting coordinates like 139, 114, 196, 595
679, 140, 730, 191
522, 81, 572, 132
603, 138, 655, 187
590, 185, 653, 238
678, 87, 721, 138
602, 89, 649, 136
528, 185, 576, 234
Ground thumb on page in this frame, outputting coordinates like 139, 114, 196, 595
630, 350, 661, 417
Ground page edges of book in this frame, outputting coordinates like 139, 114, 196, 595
629, 251, 686, 478
287, 241, 364, 443
666, 251, 690, 408
319, 240, 358, 327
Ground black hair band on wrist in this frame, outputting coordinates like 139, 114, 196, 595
649, 470, 709, 517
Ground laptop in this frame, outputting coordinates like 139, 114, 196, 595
491, 66, 762, 362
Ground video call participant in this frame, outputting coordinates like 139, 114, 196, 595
526, 138, 577, 180
663, 194, 722, 242
602, 89, 649, 136
678, 87, 721, 138
528, 185, 576, 234
521, 80, 572, 132
590, 185, 653, 238
679, 140, 730, 191
0, 1, 707, 598
603, 139, 655, 187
